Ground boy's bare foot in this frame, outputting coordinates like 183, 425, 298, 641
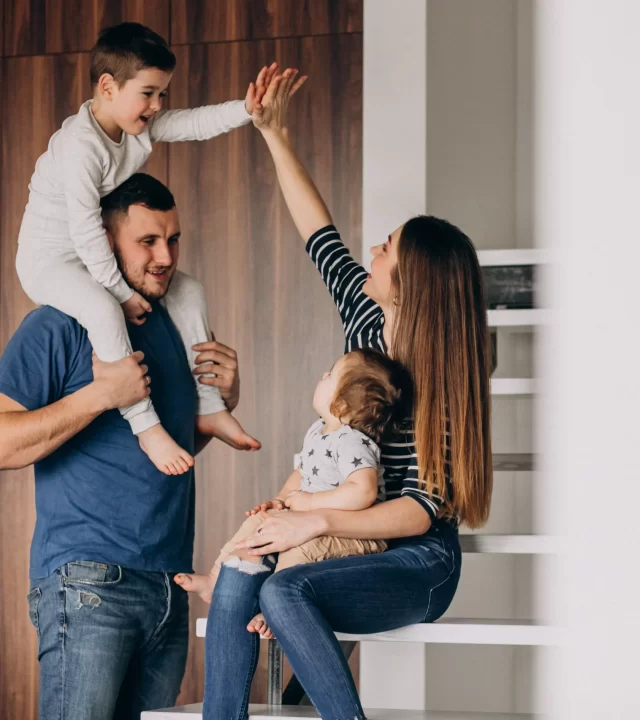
247, 612, 274, 640
174, 572, 215, 603
138, 424, 194, 475
197, 410, 261, 451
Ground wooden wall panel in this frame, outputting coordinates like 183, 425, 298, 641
171, 0, 363, 45
0, 2, 362, 715
3, 0, 170, 57
167, 33, 362, 704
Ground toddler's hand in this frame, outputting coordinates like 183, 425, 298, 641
284, 490, 313, 512
245, 62, 279, 114
246, 498, 286, 516
122, 291, 152, 326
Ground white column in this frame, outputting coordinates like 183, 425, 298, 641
536, 1, 640, 718
362, 0, 427, 259
359, 0, 428, 710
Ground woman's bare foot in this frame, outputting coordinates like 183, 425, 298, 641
247, 612, 274, 640
138, 424, 194, 475
174, 572, 215, 603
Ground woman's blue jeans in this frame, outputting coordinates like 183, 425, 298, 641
203, 522, 461, 720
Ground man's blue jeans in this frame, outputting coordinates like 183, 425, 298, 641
204, 522, 461, 720
27, 561, 189, 720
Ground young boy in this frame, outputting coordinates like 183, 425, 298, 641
16, 22, 274, 474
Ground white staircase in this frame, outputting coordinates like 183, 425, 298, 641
144, 249, 548, 718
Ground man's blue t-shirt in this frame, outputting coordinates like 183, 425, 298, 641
0, 304, 198, 579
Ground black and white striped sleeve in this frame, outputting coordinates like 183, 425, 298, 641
382, 430, 445, 521
306, 225, 370, 328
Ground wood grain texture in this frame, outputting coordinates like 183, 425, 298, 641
0, 2, 362, 713
3, 0, 170, 57
167, 34, 363, 704
171, 0, 363, 45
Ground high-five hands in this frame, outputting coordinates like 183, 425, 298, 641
252, 67, 308, 131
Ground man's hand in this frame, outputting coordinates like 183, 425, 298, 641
91, 351, 150, 411
245, 498, 286, 517
192, 336, 240, 411
121, 291, 152, 326
245, 62, 279, 114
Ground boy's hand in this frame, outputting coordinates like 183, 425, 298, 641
245, 62, 279, 114
246, 498, 286, 516
284, 490, 313, 512
122, 291, 152, 326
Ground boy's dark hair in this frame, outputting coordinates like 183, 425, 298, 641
90, 22, 176, 87
330, 349, 413, 445
100, 173, 175, 227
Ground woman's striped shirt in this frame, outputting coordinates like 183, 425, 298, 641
306, 225, 457, 526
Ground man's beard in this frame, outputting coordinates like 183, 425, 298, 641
114, 247, 175, 301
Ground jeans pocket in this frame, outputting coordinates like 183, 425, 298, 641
62, 561, 123, 587
27, 587, 41, 630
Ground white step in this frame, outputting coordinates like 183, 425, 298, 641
195, 618, 559, 646
493, 453, 534, 471
490, 378, 537, 395
477, 248, 546, 267
459, 534, 557, 554
142, 704, 532, 719
487, 309, 546, 327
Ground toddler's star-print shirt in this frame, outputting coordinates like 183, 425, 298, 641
297, 419, 384, 499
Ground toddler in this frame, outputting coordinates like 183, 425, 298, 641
16, 22, 275, 474
175, 348, 412, 632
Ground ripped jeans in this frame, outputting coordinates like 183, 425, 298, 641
204, 522, 461, 720
27, 562, 189, 720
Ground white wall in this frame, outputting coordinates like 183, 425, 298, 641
425, 1, 535, 712
361, 0, 539, 714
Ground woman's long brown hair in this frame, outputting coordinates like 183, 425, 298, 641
391, 216, 492, 528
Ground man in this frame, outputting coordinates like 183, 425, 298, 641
0, 173, 244, 719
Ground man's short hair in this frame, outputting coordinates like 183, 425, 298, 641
90, 22, 176, 87
101, 173, 176, 227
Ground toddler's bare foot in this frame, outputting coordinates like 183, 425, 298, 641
197, 410, 261, 451
174, 572, 215, 603
247, 612, 274, 640
138, 424, 194, 475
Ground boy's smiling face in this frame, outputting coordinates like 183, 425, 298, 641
104, 67, 172, 136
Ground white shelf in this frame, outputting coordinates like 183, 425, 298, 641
488, 309, 546, 327
491, 378, 537, 395
493, 453, 534, 471
459, 534, 557, 554
142, 705, 533, 719
478, 248, 546, 267
195, 618, 559, 646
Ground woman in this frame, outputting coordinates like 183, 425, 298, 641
202, 70, 493, 720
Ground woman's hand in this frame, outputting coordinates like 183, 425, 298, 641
236, 510, 327, 555
252, 69, 307, 133
245, 498, 286, 516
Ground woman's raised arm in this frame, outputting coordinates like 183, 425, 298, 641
254, 70, 333, 241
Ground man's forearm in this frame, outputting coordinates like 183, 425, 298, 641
0, 385, 107, 470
